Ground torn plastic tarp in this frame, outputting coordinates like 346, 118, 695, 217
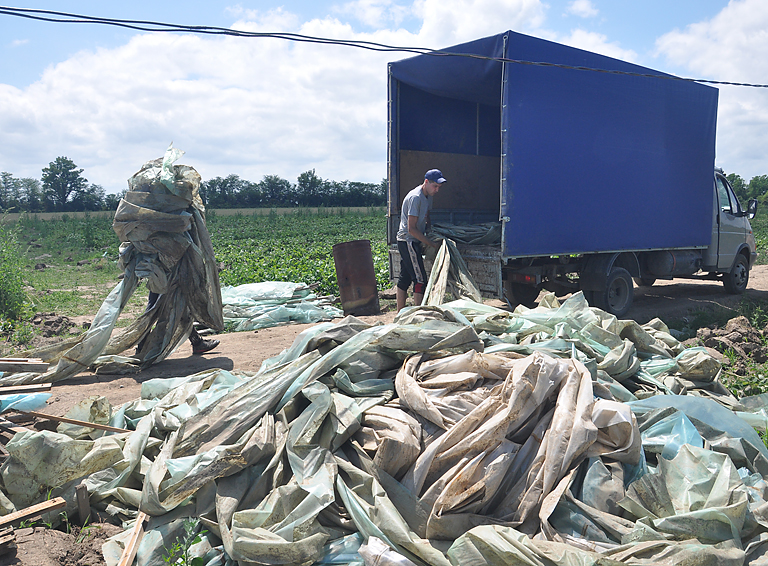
423, 238, 482, 306
0, 144, 223, 386
5, 292, 768, 566
221, 281, 343, 331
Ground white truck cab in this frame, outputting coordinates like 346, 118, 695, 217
702, 170, 758, 293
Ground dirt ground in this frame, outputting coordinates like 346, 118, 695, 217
3, 265, 768, 565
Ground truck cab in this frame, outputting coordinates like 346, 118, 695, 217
702, 171, 758, 292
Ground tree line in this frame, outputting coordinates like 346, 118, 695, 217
0, 157, 386, 213
4, 156, 764, 213
726, 173, 768, 205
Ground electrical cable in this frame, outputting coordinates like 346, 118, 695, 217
1, 5, 767, 88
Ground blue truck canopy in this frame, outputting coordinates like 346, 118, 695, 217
388, 31, 719, 258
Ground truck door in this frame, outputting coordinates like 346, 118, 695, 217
715, 175, 746, 270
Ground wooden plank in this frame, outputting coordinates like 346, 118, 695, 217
117, 512, 148, 566
0, 384, 52, 395
14, 411, 130, 433
0, 527, 14, 545
0, 358, 43, 363
0, 360, 49, 373
0, 497, 66, 528
398, 150, 500, 212
76, 484, 90, 526
0, 418, 32, 435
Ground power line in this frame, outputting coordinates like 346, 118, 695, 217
1, 5, 767, 88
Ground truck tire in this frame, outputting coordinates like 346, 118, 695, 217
632, 277, 656, 287
593, 267, 633, 317
723, 254, 749, 294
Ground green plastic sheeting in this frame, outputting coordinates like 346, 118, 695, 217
4, 291, 768, 566
221, 281, 343, 331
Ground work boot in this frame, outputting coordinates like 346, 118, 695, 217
192, 338, 220, 355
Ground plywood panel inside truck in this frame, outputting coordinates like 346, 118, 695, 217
398, 150, 500, 213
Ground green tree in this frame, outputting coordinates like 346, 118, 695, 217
727, 173, 747, 203
201, 174, 246, 208
296, 169, 324, 207
41, 156, 88, 211
0, 172, 19, 212
19, 177, 44, 212
104, 189, 126, 211
259, 175, 294, 207
748, 175, 768, 202
71, 183, 106, 211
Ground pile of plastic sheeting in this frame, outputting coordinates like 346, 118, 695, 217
0, 145, 224, 386
429, 222, 501, 246
222, 281, 343, 331
5, 292, 768, 566
423, 239, 482, 306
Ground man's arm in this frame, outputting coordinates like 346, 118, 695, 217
408, 215, 438, 248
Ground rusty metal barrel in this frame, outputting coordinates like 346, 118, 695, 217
332, 239, 380, 316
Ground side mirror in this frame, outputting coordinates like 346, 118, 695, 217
747, 199, 758, 220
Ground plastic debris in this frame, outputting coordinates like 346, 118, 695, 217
221, 281, 343, 331
2, 291, 767, 566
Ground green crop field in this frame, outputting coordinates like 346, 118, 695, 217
3, 205, 768, 370
4, 208, 389, 325
209, 209, 389, 294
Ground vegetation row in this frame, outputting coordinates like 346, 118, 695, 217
0, 157, 386, 213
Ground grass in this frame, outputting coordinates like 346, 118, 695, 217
751, 211, 768, 265
0, 209, 390, 354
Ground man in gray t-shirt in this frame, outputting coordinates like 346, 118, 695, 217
396, 169, 446, 312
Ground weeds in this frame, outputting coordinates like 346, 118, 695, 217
0, 220, 28, 321
163, 517, 206, 566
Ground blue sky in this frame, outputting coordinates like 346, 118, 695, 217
1, 1, 766, 194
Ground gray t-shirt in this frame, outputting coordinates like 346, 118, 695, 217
397, 185, 432, 242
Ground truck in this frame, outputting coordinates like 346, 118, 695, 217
386, 30, 758, 317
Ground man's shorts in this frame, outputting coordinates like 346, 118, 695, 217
397, 240, 427, 294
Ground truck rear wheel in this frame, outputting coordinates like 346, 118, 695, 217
723, 254, 749, 294
593, 267, 633, 317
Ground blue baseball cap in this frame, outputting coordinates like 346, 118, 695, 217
425, 169, 447, 184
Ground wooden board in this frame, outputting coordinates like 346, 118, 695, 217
0, 383, 52, 395
14, 411, 130, 434
0, 527, 15, 556
397, 150, 500, 213
0, 497, 66, 528
0, 418, 33, 435
117, 512, 148, 566
0, 359, 49, 374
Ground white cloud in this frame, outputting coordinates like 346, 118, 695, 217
0, 1, 552, 192
416, 0, 546, 45
333, 0, 412, 28
656, 0, 768, 180
10, 39, 29, 47
566, 0, 598, 19
560, 29, 637, 62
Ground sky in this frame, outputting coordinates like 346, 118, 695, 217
0, 0, 766, 194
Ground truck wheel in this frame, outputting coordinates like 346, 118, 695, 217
593, 268, 633, 317
723, 254, 749, 294
632, 277, 656, 287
